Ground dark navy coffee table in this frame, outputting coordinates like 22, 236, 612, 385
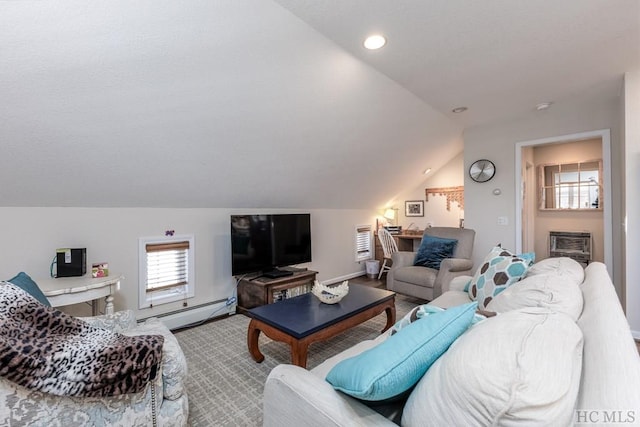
247, 284, 396, 368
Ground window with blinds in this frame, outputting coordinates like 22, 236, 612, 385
146, 241, 189, 292
139, 235, 195, 309
355, 224, 373, 262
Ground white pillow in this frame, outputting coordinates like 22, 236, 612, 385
402, 308, 584, 427
486, 273, 584, 321
526, 257, 585, 284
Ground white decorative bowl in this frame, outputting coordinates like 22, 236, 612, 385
312, 280, 349, 304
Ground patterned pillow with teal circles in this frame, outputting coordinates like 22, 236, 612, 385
462, 251, 535, 292
413, 235, 458, 269
467, 246, 532, 310
325, 301, 478, 402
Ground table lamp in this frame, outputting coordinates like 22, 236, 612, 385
384, 208, 396, 226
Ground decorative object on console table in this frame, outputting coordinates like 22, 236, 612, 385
92, 262, 109, 278
405, 200, 424, 217
237, 270, 318, 313
425, 186, 464, 211
38, 274, 121, 315
55, 248, 87, 277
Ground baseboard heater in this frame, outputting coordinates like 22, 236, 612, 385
549, 230, 592, 266
138, 299, 235, 331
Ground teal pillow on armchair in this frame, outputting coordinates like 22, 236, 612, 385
7, 272, 51, 306
413, 235, 458, 269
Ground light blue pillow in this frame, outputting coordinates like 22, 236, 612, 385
413, 235, 458, 269
7, 272, 51, 306
325, 301, 478, 401
519, 252, 536, 266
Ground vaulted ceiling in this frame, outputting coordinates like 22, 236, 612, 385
1, 0, 638, 208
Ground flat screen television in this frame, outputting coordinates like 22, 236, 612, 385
230, 214, 311, 277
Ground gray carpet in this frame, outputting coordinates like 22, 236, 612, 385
174, 295, 420, 427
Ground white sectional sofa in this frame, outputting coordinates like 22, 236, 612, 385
263, 258, 640, 426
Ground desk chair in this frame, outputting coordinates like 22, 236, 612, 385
377, 228, 398, 279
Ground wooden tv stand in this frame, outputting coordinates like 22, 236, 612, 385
237, 270, 318, 313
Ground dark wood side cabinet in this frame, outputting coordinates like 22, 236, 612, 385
237, 270, 318, 313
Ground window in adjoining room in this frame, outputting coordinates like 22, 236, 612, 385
539, 160, 602, 210
138, 235, 195, 309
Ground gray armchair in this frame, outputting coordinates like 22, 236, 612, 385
386, 227, 475, 301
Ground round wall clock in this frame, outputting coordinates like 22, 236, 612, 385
469, 159, 496, 183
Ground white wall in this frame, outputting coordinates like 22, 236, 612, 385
394, 152, 464, 230
624, 70, 640, 338
0, 207, 374, 322
463, 95, 623, 293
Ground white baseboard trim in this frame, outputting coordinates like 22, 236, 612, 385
139, 299, 236, 331
324, 270, 367, 285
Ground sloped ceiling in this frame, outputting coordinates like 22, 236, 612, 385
1, 0, 638, 208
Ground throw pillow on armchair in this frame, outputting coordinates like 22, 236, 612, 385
413, 235, 458, 269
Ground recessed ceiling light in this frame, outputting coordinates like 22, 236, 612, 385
452, 107, 468, 113
364, 35, 386, 50
423, 168, 432, 175
536, 102, 552, 111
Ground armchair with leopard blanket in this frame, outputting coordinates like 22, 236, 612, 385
0, 281, 189, 427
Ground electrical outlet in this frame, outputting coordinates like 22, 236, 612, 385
497, 216, 509, 226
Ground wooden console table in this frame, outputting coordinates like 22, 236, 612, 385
38, 274, 122, 315
237, 270, 318, 313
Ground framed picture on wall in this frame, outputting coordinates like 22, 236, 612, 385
405, 200, 424, 217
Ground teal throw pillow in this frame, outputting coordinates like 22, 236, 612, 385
7, 272, 51, 306
325, 301, 478, 401
518, 252, 536, 267
413, 235, 458, 269
467, 246, 532, 309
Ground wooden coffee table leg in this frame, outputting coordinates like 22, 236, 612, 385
381, 299, 396, 333
291, 340, 309, 369
247, 319, 265, 363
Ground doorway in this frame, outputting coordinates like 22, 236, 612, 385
515, 129, 612, 274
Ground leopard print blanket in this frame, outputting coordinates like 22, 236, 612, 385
0, 281, 164, 398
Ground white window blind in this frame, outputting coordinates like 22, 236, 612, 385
138, 235, 195, 309
146, 241, 189, 292
355, 224, 373, 261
